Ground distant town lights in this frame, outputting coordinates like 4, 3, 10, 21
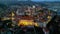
33, 5, 35, 8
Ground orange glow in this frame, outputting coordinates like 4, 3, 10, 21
18, 19, 39, 27
34, 23, 39, 27
18, 20, 34, 26
12, 12, 15, 17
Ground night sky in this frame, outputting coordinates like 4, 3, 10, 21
32, 0, 60, 1
0, 0, 60, 2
